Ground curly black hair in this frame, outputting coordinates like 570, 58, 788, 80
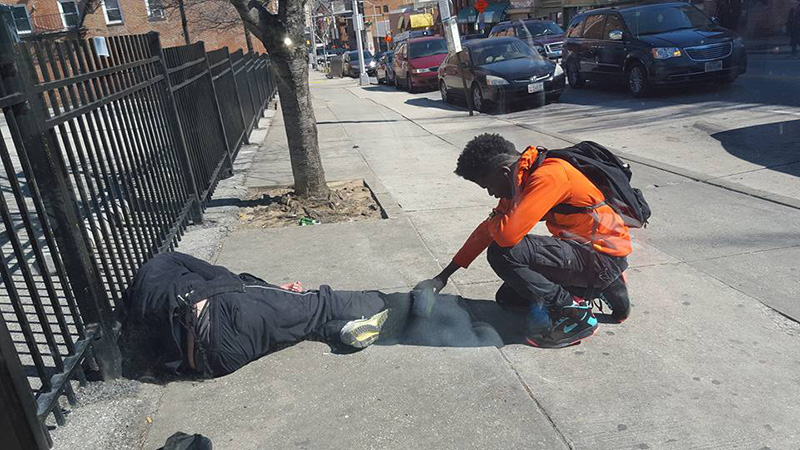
455, 133, 519, 182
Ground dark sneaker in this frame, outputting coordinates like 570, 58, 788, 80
526, 303, 597, 349
340, 309, 389, 348
599, 273, 630, 323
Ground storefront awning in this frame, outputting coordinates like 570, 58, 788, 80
409, 13, 434, 28
457, 6, 478, 24
478, 2, 510, 24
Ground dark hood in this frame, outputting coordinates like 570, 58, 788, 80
477, 57, 554, 80
637, 27, 737, 47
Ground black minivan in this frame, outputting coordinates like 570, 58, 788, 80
562, 2, 747, 97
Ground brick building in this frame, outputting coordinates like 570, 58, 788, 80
3, 0, 265, 52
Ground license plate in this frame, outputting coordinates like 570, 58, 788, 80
705, 61, 723, 72
528, 82, 544, 94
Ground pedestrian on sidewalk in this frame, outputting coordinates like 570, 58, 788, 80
788, 4, 800, 56
416, 134, 633, 349
122, 252, 410, 378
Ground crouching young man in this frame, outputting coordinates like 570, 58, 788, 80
123, 252, 408, 378
417, 134, 632, 348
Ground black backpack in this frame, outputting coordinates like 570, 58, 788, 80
533, 141, 651, 228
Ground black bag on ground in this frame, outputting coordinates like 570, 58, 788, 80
535, 141, 651, 227
158, 432, 212, 450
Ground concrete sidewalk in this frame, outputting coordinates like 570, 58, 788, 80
143, 72, 800, 449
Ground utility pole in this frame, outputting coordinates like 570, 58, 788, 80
309, 2, 318, 69
352, 0, 369, 85
438, 0, 473, 115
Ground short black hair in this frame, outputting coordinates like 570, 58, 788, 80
455, 133, 519, 182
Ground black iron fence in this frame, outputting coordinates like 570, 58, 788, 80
0, 5, 276, 448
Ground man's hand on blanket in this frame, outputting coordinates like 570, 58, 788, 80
279, 282, 304, 292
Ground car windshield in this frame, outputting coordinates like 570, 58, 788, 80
470, 39, 541, 66
516, 21, 564, 38
622, 4, 711, 36
409, 39, 448, 58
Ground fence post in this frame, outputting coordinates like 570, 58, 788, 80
0, 7, 122, 381
227, 47, 250, 145
200, 41, 234, 175
0, 314, 51, 450
244, 52, 260, 130
145, 31, 203, 224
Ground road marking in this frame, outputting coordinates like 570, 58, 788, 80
771, 110, 800, 117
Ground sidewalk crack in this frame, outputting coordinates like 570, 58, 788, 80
497, 348, 575, 450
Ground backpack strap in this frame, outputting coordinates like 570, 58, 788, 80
549, 201, 607, 300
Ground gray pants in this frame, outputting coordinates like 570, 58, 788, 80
487, 235, 627, 312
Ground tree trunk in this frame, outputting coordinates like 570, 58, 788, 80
179, 0, 191, 45
229, 0, 330, 199
243, 24, 254, 53
272, 53, 328, 197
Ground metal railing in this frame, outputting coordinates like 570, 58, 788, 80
0, 6, 277, 448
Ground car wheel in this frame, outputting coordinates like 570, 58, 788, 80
627, 62, 650, 97
471, 83, 489, 113
566, 60, 585, 88
407, 74, 415, 93
440, 80, 451, 103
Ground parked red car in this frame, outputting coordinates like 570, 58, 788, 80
392, 36, 449, 92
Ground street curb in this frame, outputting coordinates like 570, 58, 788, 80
361, 174, 405, 219
511, 122, 800, 212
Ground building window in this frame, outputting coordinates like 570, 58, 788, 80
58, 0, 81, 29
145, 0, 166, 21
10, 5, 32, 35
102, 0, 124, 24
383, 5, 388, 13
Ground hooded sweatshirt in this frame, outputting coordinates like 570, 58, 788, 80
453, 146, 632, 268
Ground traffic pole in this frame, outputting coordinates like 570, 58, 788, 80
438, 0, 473, 115
352, 0, 370, 85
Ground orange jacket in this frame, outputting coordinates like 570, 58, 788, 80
452, 146, 632, 268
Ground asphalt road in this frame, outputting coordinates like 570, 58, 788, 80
402, 54, 800, 204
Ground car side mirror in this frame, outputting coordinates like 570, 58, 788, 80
710, 16, 719, 25
609, 30, 624, 41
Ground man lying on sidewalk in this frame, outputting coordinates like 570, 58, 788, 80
123, 252, 408, 378
417, 134, 633, 349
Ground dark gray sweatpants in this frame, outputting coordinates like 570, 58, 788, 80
487, 235, 627, 312
197, 285, 385, 377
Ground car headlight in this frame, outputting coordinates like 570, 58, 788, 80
485, 75, 509, 86
652, 47, 682, 59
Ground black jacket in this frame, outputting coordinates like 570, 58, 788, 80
124, 252, 246, 372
